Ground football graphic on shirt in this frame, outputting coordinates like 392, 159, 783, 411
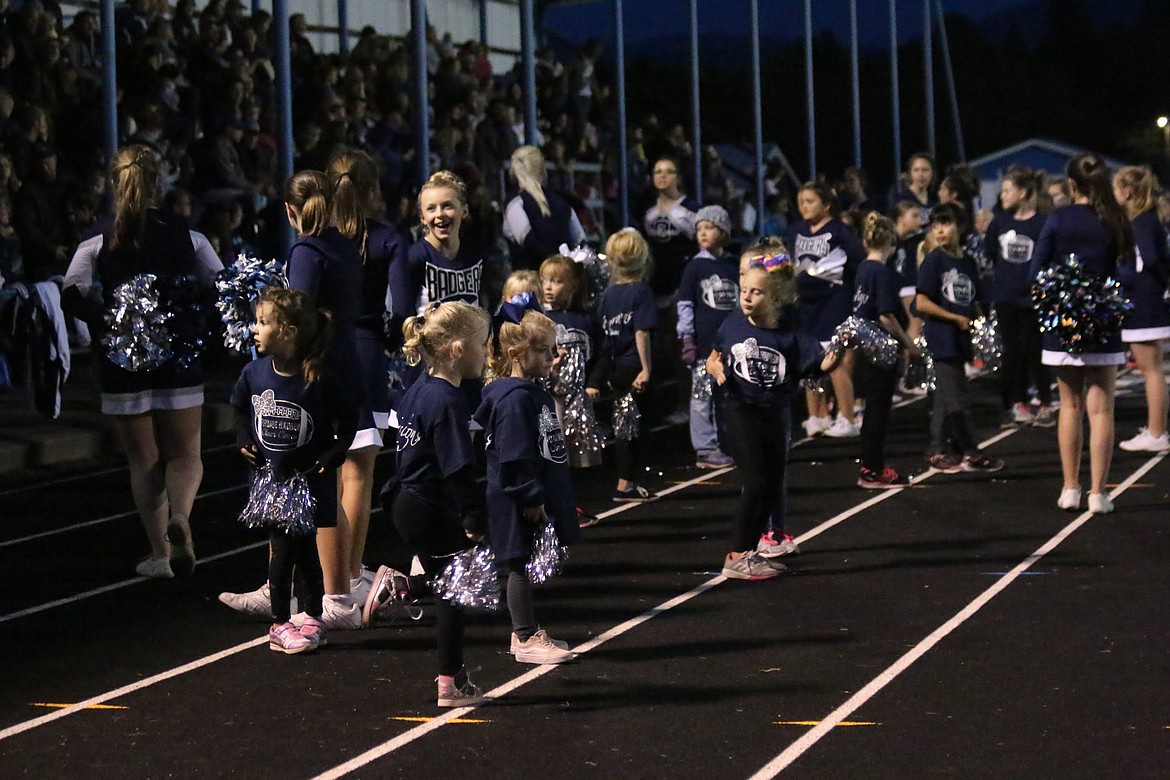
941, 268, 975, 306
537, 405, 568, 464
700, 274, 739, 310
730, 338, 786, 387
998, 230, 1035, 264
251, 389, 314, 451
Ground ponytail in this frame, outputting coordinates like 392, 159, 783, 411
862, 211, 897, 251
110, 145, 163, 249
1067, 153, 1134, 263
327, 149, 381, 258
511, 145, 550, 217
285, 170, 333, 237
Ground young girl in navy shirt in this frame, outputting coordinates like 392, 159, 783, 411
707, 246, 837, 580
587, 229, 658, 502
854, 213, 918, 488
787, 181, 865, 439
475, 300, 580, 664
677, 204, 739, 469
232, 288, 358, 654
392, 300, 492, 707
1113, 165, 1170, 454
916, 203, 1004, 475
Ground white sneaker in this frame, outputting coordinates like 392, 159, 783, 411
1057, 487, 1081, 511
350, 572, 373, 607
218, 582, 297, 618
293, 594, 362, 631
1118, 428, 1170, 453
1088, 492, 1114, 514
801, 415, 832, 437
136, 555, 174, 580
823, 415, 861, 438
509, 629, 569, 655
512, 629, 576, 664
756, 530, 800, 558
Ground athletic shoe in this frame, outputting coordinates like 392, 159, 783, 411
928, 453, 964, 474
269, 622, 313, 654
363, 565, 423, 627
1032, 405, 1056, 429
613, 483, 655, 502
512, 630, 576, 664
1011, 402, 1035, 425
801, 415, 832, 437
962, 453, 1004, 472
437, 674, 484, 708
165, 521, 196, 578
350, 569, 374, 608
756, 529, 800, 558
576, 506, 601, 528
219, 582, 296, 618
695, 451, 734, 469
823, 415, 861, 438
298, 615, 327, 649
1088, 492, 1115, 514
1057, 487, 1081, 511
857, 466, 909, 489
721, 552, 786, 580
135, 555, 174, 580
509, 629, 570, 655
294, 594, 361, 631
1118, 427, 1170, 453
662, 409, 689, 426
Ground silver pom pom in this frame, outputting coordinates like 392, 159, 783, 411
526, 521, 568, 584
433, 544, 500, 610
104, 274, 174, 371
970, 313, 1002, 372
237, 463, 318, 536
612, 391, 641, 441
828, 315, 901, 369
903, 335, 936, 393
555, 341, 604, 467
691, 363, 714, 402
215, 253, 287, 354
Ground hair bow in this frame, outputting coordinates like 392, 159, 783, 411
491, 292, 543, 350
750, 252, 794, 273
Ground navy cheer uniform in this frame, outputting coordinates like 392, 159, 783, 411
393, 239, 485, 319
355, 219, 408, 433
1120, 210, 1170, 343
1028, 204, 1125, 366
788, 218, 866, 343
641, 195, 699, 297
503, 190, 586, 271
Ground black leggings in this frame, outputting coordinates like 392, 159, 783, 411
857, 357, 898, 471
605, 362, 644, 482
269, 530, 323, 624
995, 303, 1051, 408
391, 489, 474, 677
722, 397, 791, 552
502, 558, 537, 641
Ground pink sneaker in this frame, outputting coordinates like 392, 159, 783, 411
298, 615, 327, 649
269, 622, 313, 654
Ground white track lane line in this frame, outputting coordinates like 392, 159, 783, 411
748, 451, 1167, 780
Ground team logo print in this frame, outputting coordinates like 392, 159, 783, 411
941, 268, 975, 306
729, 338, 786, 387
998, 230, 1035, 264
424, 260, 483, 305
537, 405, 568, 464
251, 389, 313, 450
700, 275, 739, 310
794, 233, 832, 263
602, 310, 633, 337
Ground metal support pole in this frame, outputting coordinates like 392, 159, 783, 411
411, 0, 431, 185
520, 0, 538, 145
751, 0, 764, 227
849, 0, 861, 169
889, 0, 901, 183
273, 0, 294, 258
923, 0, 935, 159
337, 0, 349, 56
479, 0, 489, 45
252, 0, 261, 14
689, 0, 701, 204
100, 0, 117, 163
615, 0, 629, 227
803, 0, 815, 178
934, 0, 965, 162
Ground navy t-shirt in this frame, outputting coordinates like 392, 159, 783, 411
394, 373, 477, 509
712, 309, 824, 406
598, 282, 658, 368
677, 251, 740, 356
985, 212, 1046, 307
917, 247, 979, 360
853, 259, 904, 326
473, 378, 581, 561
887, 232, 925, 294
787, 218, 866, 341
391, 239, 484, 323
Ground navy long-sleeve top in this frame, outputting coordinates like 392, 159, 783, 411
787, 218, 866, 341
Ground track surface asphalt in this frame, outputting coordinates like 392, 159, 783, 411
1, 370, 1168, 779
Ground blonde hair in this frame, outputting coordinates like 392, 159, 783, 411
256, 287, 333, 384
740, 236, 796, 322
418, 169, 468, 214
401, 300, 490, 369
328, 149, 381, 250
501, 270, 542, 303
111, 145, 163, 249
284, 170, 333, 237
604, 228, 652, 284
1114, 165, 1160, 219
862, 211, 898, 251
511, 145, 550, 217
539, 254, 586, 309
489, 308, 557, 379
